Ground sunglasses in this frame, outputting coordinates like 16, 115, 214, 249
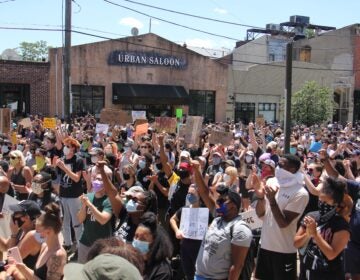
10, 156, 17, 160
140, 146, 149, 149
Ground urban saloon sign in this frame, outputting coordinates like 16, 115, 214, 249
108, 51, 187, 69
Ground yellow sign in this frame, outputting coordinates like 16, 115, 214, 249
11, 131, 17, 145
43, 118, 57, 129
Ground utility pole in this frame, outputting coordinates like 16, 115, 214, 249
284, 41, 293, 154
63, 0, 72, 118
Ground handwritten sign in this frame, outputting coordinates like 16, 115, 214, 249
43, 117, 56, 129
135, 122, 149, 136
132, 111, 146, 122
184, 116, 203, 144
255, 116, 265, 127
209, 130, 233, 146
100, 108, 132, 126
95, 123, 109, 134
155, 117, 177, 133
18, 118, 32, 129
241, 209, 263, 230
178, 124, 186, 138
179, 208, 209, 240
0, 108, 11, 134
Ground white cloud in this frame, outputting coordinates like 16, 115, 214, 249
213, 7, 227, 15
119, 17, 144, 29
151, 19, 160, 25
185, 38, 215, 48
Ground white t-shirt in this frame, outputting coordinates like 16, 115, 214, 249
260, 176, 309, 254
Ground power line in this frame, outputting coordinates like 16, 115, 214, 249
0, 26, 358, 72
102, 0, 240, 41
117, 0, 262, 29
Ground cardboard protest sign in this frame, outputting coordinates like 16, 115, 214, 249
255, 116, 265, 127
0, 194, 21, 239
155, 117, 177, 133
179, 208, 209, 240
18, 118, 32, 129
178, 124, 186, 138
100, 109, 132, 126
95, 123, 109, 134
208, 130, 233, 146
241, 209, 263, 230
11, 131, 17, 145
0, 108, 11, 134
43, 117, 56, 129
135, 122, 149, 136
184, 116, 203, 144
131, 111, 146, 122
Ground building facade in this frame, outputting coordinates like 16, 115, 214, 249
49, 33, 228, 122
0, 60, 50, 117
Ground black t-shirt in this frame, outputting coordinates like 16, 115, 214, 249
303, 213, 350, 272
58, 155, 84, 198
346, 180, 360, 245
154, 172, 170, 210
46, 147, 63, 161
114, 209, 137, 243
167, 180, 190, 217
144, 260, 172, 280
136, 168, 153, 190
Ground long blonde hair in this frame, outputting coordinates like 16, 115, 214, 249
9, 150, 25, 167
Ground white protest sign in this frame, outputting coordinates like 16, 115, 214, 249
95, 123, 109, 134
184, 116, 203, 144
132, 111, 146, 122
0, 194, 21, 239
179, 208, 209, 240
240, 209, 263, 230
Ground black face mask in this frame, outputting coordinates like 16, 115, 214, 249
155, 163, 163, 171
178, 170, 189, 179
266, 148, 272, 153
123, 173, 130, 180
227, 151, 233, 157
165, 144, 171, 150
121, 132, 127, 140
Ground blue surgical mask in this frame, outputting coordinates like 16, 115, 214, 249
290, 147, 296, 155
125, 199, 138, 213
186, 193, 198, 205
132, 238, 150, 255
17, 144, 24, 152
139, 160, 146, 169
216, 203, 228, 216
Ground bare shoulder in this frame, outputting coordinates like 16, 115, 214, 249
46, 249, 67, 280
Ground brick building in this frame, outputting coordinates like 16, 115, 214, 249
0, 60, 50, 116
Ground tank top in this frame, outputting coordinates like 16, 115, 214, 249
34, 262, 47, 280
10, 167, 28, 201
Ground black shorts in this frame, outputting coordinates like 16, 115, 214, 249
239, 177, 250, 199
345, 244, 360, 274
255, 248, 297, 280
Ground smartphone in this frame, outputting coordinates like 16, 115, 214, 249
8, 246, 22, 263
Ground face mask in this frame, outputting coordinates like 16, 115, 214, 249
125, 199, 139, 213
216, 202, 228, 216
213, 157, 221, 165
245, 156, 253, 163
92, 180, 104, 192
139, 160, 146, 169
91, 156, 98, 164
17, 145, 24, 152
318, 200, 336, 217
132, 238, 150, 255
32, 182, 44, 195
289, 147, 296, 155
227, 151, 233, 157
9, 158, 19, 167
1, 146, 9, 154
123, 173, 131, 180
63, 146, 70, 156
223, 174, 231, 184
186, 193, 198, 204
35, 156, 46, 170
34, 232, 45, 244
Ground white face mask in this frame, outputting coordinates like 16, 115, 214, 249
32, 182, 44, 195
245, 155, 253, 163
17, 145, 24, 152
223, 174, 231, 184
1, 146, 9, 154
63, 146, 70, 156
91, 156, 98, 164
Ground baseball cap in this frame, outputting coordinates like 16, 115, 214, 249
263, 159, 275, 169
9, 200, 41, 219
63, 254, 142, 280
179, 162, 192, 173
124, 186, 144, 196
180, 150, 190, 159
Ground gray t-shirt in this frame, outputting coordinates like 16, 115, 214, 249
195, 215, 253, 279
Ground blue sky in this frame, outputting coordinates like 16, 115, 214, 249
0, 0, 359, 53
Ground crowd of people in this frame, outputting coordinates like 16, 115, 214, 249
0, 114, 358, 280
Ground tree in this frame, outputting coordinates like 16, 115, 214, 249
292, 81, 334, 126
18, 40, 51, 61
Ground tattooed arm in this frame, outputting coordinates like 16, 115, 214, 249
46, 251, 67, 280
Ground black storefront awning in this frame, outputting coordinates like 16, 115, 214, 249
112, 83, 189, 105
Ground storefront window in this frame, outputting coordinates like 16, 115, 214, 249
0, 84, 30, 117
258, 103, 276, 122
72, 85, 105, 117
189, 90, 215, 122
235, 102, 255, 124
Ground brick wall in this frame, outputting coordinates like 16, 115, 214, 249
0, 60, 50, 115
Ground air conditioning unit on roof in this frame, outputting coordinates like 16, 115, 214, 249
290, 15, 310, 25
266, 24, 281, 31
